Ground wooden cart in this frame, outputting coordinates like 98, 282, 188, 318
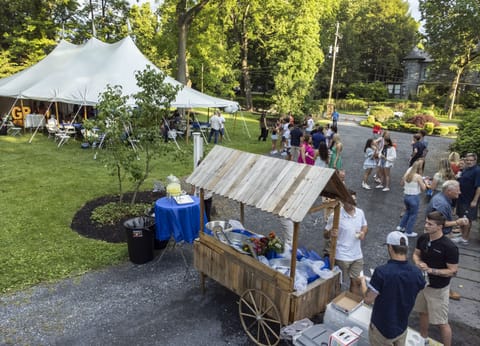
187, 147, 353, 346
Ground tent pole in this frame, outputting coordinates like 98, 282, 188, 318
28, 102, 53, 144
55, 102, 59, 122
0, 98, 18, 129
20, 99, 26, 129
186, 109, 190, 145
84, 106, 87, 120
240, 111, 251, 138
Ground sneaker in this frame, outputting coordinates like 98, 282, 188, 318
375, 184, 384, 189
362, 182, 371, 190
375, 178, 382, 184
382, 187, 390, 192
406, 232, 418, 237
451, 237, 469, 245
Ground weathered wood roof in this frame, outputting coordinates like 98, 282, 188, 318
186, 146, 353, 223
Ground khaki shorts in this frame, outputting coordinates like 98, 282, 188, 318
414, 285, 450, 325
369, 323, 407, 346
335, 259, 364, 279
290, 146, 300, 162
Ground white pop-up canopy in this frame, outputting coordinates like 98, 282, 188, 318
0, 36, 239, 109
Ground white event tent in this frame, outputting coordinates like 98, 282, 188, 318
0, 36, 239, 110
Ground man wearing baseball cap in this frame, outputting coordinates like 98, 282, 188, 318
363, 231, 426, 345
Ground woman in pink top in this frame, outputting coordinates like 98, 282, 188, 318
298, 134, 315, 165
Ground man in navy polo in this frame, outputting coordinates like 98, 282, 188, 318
312, 125, 325, 150
363, 231, 425, 345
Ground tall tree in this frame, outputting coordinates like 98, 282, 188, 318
222, 0, 274, 110
75, 0, 130, 42
175, 0, 210, 85
419, 0, 480, 118
317, 0, 418, 98
0, 0, 79, 76
268, 0, 325, 114
128, 3, 162, 66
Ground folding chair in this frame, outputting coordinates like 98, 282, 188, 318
46, 123, 58, 139
6, 116, 22, 136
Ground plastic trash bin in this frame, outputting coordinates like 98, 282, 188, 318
124, 216, 155, 264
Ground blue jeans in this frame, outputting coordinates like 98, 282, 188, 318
399, 194, 420, 234
208, 129, 219, 144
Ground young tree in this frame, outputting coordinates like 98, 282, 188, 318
130, 66, 180, 202
90, 66, 180, 204
419, 0, 480, 119
89, 85, 134, 204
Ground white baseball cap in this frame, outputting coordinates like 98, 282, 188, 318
384, 231, 408, 246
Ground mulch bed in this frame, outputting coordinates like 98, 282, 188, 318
71, 191, 165, 243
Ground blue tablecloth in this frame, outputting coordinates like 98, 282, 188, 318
154, 196, 206, 243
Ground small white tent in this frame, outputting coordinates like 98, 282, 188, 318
0, 36, 239, 109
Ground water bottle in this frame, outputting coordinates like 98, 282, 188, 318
423, 270, 429, 286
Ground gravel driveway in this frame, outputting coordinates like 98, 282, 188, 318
1, 119, 479, 346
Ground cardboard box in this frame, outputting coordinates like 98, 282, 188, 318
331, 291, 363, 315
328, 327, 360, 346
294, 324, 334, 346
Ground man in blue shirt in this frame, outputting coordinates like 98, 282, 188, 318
426, 180, 469, 237
453, 153, 480, 245
331, 108, 339, 128
364, 231, 425, 345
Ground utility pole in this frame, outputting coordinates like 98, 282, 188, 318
327, 22, 340, 118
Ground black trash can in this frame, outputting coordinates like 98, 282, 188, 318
145, 207, 169, 250
124, 216, 155, 264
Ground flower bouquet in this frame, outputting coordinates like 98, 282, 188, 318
242, 231, 284, 259
267, 231, 284, 254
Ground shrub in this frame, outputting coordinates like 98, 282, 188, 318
451, 111, 480, 155
409, 126, 422, 133
433, 126, 450, 136
424, 122, 435, 135
367, 115, 375, 124
370, 105, 393, 122
336, 98, 368, 112
387, 123, 399, 130
360, 120, 373, 127
448, 126, 458, 135
406, 114, 440, 128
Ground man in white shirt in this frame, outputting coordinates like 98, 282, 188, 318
218, 113, 226, 143
324, 192, 368, 296
306, 114, 314, 135
208, 111, 222, 144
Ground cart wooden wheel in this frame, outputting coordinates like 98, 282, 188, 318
238, 289, 282, 346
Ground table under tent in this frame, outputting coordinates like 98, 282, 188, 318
186, 146, 355, 346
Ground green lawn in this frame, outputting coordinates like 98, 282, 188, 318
0, 111, 269, 294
